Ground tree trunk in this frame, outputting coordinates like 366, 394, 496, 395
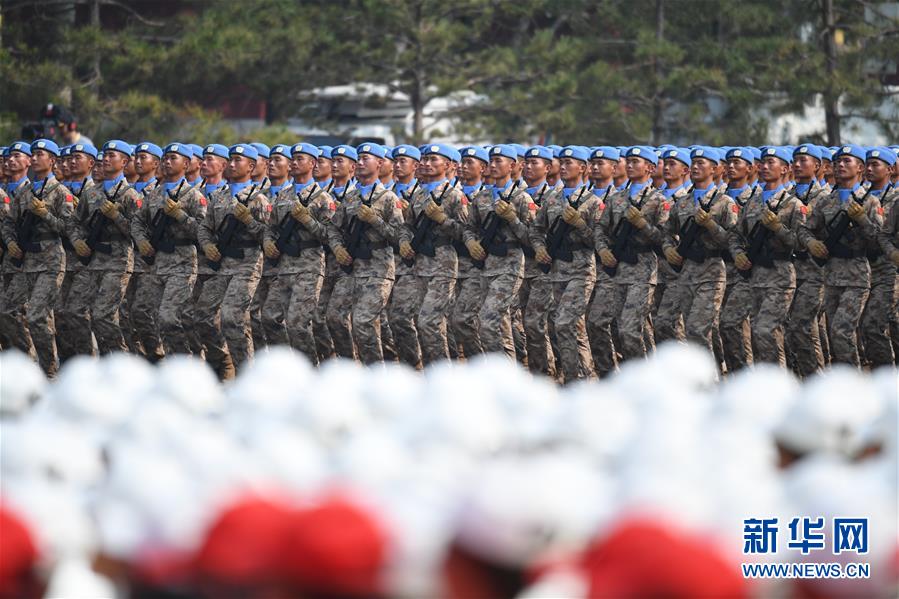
650, 0, 665, 144
821, 0, 841, 145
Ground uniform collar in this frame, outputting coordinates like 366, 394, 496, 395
422, 178, 448, 194
394, 178, 418, 196
294, 178, 314, 194
491, 178, 514, 200
836, 181, 862, 203
761, 184, 785, 204
230, 180, 253, 197
205, 180, 226, 196
31, 175, 55, 193
628, 180, 648, 198
562, 183, 587, 199
6, 177, 28, 193
692, 184, 715, 203
188, 176, 203, 187
355, 180, 379, 198
526, 180, 547, 196
663, 181, 687, 198
163, 177, 187, 194
134, 177, 157, 193
103, 173, 126, 192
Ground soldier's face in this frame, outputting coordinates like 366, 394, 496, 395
662, 158, 688, 182
616, 158, 627, 178
865, 159, 891, 185
759, 157, 787, 183
252, 157, 268, 179
189, 156, 201, 175
589, 158, 614, 181
70, 153, 94, 178
833, 156, 862, 182
624, 157, 651, 181
488, 156, 513, 180
393, 156, 417, 180
313, 156, 332, 180
421, 154, 449, 180
379, 158, 394, 179
558, 158, 584, 183
200, 155, 226, 179
135, 152, 159, 176
821, 160, 833, 177
31, 149, 54, 175
689, 157, 715, 184
268, 154, 290, 180
331, 156, 355, 180
228, 155, 255, 180
60, 156, 72, 178
289, 154, 315, 179
523, 157, 549, 184
550, 158, 561, 177
791, 155, 818, 180
355, 154, 381, 180
162, 152, 189, 178
459, 157, 484, 183
727, 158, 751, 183
104, 151, 127, 177
5, 151, 31, 176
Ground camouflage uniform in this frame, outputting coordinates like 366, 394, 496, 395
860, 185, 897, 366
66, 179, 142, 353
519, 183, 555, 376
247, 177, 271, 352
397, 180, 468, 364
262, 182, 334, 363
728, 187, 804, 367
0, 177, 72, 374
325, 181, 404, 363
591, 184, 668, 366
388, 184, 424, 367
317, 181, 352, 361
785, 181, 830, 376
130, 180, 206, 357
661, 186, 736, 355
876, 185, 899, 365
463, 182, 534, 359
450, 185, 487, 360
55, 180, 94, 361
122, 181, 161, 359
653, 184, 691, 344
0, 186, 13, 350
718, 186, 755, 372
529, 184, 601, 381
195, 184, 269, 372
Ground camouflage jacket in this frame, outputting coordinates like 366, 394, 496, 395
400, 180, 468, 279
529, 184, 602, 282
264, 181, 335, 277
663, 185, 736, 285
68, 178, 141, 273
0, 176, 71, 274
463, 181, 534, 278
197, 183, 270, 276
131, 179, 207, 277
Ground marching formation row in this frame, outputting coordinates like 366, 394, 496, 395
1, 137, 897, 380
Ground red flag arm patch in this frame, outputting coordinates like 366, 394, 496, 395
732, 204, 740, 214
199, 195, 207, 207
800, 205, 808, 215
65, 194, 74, 203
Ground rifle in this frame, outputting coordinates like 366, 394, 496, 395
340, 185, 378, 274
671, 188, 720, 272
266, 186, 321, 267
404, 182, 451, 266
397, 181, 420, 267
11, 179, 47, 268
207, 184, 259, 271
541, 185, 593, 274
603, 186, 650, 277
522, 184, 548, 262
738, 189, 789, 278
143, 180, 186, 266
473, 180, 521, 270
79, 180, 124, 265
810, 187, 872, 267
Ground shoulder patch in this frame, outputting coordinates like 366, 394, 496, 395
65, 194, 74, 203
461, 195, 469, 206
3, 196, 9, 204
598, 202, 605, 211
135, 197, 142, 209
396, 200, 403, 210
800, 204, 808, 215
199, 195, 207, 207
328, 201, 336, 211
662, 201, 670, 211
878, 206, 884, 216
732, 204, 740, 214
528, 202, 537, 212
266, 204, 273, 212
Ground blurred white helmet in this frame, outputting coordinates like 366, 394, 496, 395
0, 349, 46, 417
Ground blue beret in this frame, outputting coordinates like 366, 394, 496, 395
459, 146, 489, 164
59, 145, 71, 157
102, 140, 133, 157
203, 144, 229, 160
422, 143, 461, 162
662, 147, 691, 168
546, 145, 562, 157
290, 142, 319, 158
793, 144, 822, 161
381, 145, 393, 157
489, 144, 518, 161
590, 146, 620, 161
331, 145, 358, 161
625, 145, 659, 165
558, 145, 590, 162
524, 146, 553, 161
760, 146, 792, 164
228, 143, 258, 161
657, 144, 676, 154
691, 146, 721, 163
270, 144, 291, 159
135, 142, 163, 159
392, 144, 422, 161
317, 145, 333, 158
357, 142, 388, 159
817, 145, 834, 160
188, 144, 203, 159
725, 147, 753, 164
510, 143, 527, 158
250, 143, 271, 159
31, 138, 60, 157
0, 146, 7, 156
867, 147, 897, 166
70, 143, 98, 159
164, 142, 194, 160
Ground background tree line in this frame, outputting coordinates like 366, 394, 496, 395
1, 0, 896, 146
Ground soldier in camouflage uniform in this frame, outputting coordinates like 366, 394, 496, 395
877, 156, 899, 358
591, 146, 668, 369
66, 143, 142, 354
131, 142, 207, 359
397, 144, 468, 365
196, 144, 270, 374
799, 144, 883, 367
785, 145, 830, 376
463, 145, 535, 359
729, 147, 805, 367
530, 145, 601, 381
1, 140, 72, 374
858, 147, 897, 367
660, 147, 736, 357
261, 143, 334, 363
310, 146, 338, 362
718, 147, 757, 372
326, 144, 404, 364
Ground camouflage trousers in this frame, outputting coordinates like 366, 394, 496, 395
523, 274, 557, 378
314, 273, 336, 363
719, 279, 754, 373
3, 271, 62, 375
785, 277, 826, 377
55, 270, 94, 362
67, 269, 130, 354
512, 276, 531, 366
654, 278, 685, 344
250, 274, 273, 354
450, 274, 484, 359
262, 271, 322, 364
387, 273, 423, 368
327, 275, 392, 364
477, 272, 522, 359
195, 270, 261, 374
121, 272, 161, 359
749, 285, 795, 367
184, 273, 215, 357
823, 285, 869, 367
390, 274, 456, 365
671, 275, 726, 355
549, 276, 595, 382
588, 280, 655, 375
860, 265, 898, 368
586, 272, 620, 377
132, 272, 196, 358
